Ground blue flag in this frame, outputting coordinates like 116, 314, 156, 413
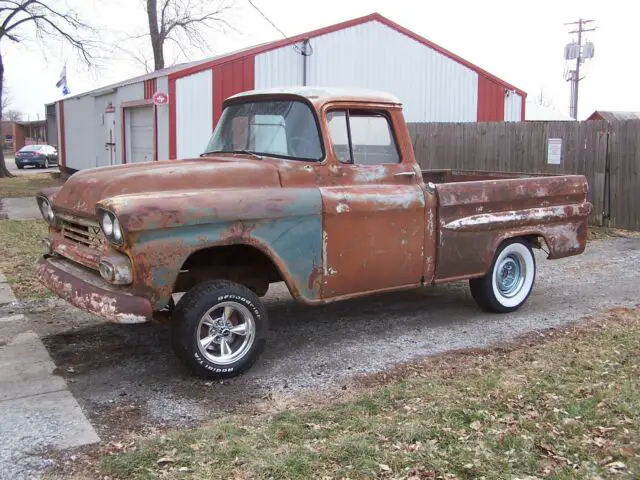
56, 64, 70, 95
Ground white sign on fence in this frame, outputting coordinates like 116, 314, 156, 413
547, 138, 562, 165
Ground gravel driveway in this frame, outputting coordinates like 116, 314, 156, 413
10, 237, 640, 440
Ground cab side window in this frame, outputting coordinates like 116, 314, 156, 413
326, 110, 400, 165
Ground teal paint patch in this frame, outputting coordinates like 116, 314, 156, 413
131, 188, 323, 307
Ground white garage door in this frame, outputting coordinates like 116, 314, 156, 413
126, 106, 154, 163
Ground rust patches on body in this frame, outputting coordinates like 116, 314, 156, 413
220, 221, 258, 241
37, 257, 152, 324
433, 172, 591, 281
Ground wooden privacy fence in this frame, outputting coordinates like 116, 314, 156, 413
408, 120, 640, 231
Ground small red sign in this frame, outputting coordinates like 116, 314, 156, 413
152, 91, 169, 106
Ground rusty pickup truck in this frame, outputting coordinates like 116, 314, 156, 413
36, 87, 591, 379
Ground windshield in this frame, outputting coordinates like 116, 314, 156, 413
205, 100, 323, 161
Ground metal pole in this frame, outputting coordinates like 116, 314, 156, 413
573, 19, 582, 120
302, 38, 309, 86
565, 18, 595, 119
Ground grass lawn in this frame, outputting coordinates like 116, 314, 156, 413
0, 173, 63, 198
97, 307, 640, 480
0, 219, 51, 299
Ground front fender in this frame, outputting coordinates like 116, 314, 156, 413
105, 188, 323, 309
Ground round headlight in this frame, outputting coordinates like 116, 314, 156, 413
112, 217, 122, 241
38, 200, 48, 219
101, 212, 113, 236
37, 197, 56, 225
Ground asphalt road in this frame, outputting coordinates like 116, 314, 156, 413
1, 236, 633, 446
5, 155, 60, 176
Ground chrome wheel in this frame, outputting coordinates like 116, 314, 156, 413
196, 301, 256, 366
495, 253, 525, 297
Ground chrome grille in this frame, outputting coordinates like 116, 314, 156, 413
60, 216, 104, 249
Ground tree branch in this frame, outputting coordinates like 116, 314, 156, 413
0, 0, 36, 32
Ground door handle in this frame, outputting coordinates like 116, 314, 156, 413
394, 171, 416, 177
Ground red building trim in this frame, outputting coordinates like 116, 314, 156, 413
143, 78, 157, 100
521, 95, 526, 121
154, 105, 158, 161
58, 101, 66, 167
477, 76, 505, 122
212, 56, 255, 126
121, 99, 154, 108
120, 106, 127, 164
168, 78, 177, 159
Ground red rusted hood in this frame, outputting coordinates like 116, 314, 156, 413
51, 158, 281, 216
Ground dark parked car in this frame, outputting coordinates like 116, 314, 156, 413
15, 145, 58, 169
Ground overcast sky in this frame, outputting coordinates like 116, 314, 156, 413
4, 0, 638, 120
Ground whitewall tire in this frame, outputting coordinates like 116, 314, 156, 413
469, 239, 536, 313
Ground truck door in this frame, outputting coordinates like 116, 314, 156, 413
320, 109, 426, 298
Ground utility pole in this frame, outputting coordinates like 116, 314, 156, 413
564, 19, 596, 119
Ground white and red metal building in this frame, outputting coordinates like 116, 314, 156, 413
53, 12, 526, 171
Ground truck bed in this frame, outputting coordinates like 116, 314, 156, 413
427, 170, 591, 283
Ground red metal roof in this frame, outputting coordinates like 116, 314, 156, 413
167, 12, 526, 97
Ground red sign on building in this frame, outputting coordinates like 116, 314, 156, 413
152, 91, 169, 106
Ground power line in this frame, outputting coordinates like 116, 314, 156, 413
246, 0, 311, 57
247, 0, 288, 39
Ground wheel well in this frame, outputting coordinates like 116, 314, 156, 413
522, 234, 549, 251
175, 244, 282, 295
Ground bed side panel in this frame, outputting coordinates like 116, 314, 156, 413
433, 175, 591, 282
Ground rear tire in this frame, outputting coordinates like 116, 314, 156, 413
16, 164, 24, 170
171, 280, 268, 379
44, 158, 49, 168
469, 238, 536, 313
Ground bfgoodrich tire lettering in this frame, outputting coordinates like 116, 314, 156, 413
469, 238, 536, 313
171, 280, 268, 379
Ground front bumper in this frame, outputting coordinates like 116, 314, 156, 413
37, 256, 153, 324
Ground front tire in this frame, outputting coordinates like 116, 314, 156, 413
44, 158, 49, 168
171, 280, 268, 379
469, 239, 536, 313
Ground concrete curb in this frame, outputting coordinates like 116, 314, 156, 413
0, 271, 100, 479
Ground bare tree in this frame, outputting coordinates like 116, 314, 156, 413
0, 82, 9, 118
534, 88, 555, 109
145, 0, 233, 71
4, 108, 22, 121
0, 0, 98, 177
